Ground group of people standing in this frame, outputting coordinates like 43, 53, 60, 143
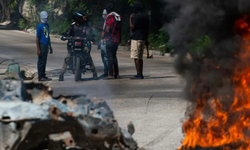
36, 1, 149, 81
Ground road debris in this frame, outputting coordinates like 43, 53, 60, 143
0, 64, 142, 150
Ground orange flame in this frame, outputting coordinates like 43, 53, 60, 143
180, 15, 250, 150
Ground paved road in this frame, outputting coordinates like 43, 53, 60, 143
0, 30, 188, 150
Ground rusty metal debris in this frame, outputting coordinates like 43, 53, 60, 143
0, 66, 141, 150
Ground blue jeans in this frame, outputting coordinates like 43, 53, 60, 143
106, 40, 119, 76
37, 43, 49, 79
100, 40, 108, 74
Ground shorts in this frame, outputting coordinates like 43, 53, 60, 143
130, 40, 145, 60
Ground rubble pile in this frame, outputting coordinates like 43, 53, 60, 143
0, 65, 140, 150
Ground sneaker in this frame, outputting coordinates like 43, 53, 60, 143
59, 74, 64, 81
130, 74, 144, 79
104, 75, 114, 80
115, 75, 121, 79
39, 77, 52, 81
100, 73, 108, 77
44, 76, 52, 80
147, 55, 153, 59
93, 73, 98, 80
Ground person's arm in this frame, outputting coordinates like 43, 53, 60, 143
102, 16, 113, 39
119, 20, 122, 43
87, 23, 95, 42
49, 36, 53, 54
146, 14, 150, 40
36, 37, 41, 56
101, 31, 105, 39
93, 25, 103, 31
65, 25, 74, 37
36, 25, 41, 56
101, 20, 106, 39
105, 25, 110, 33
47, 25, 53, 54
129, 13, 135, 29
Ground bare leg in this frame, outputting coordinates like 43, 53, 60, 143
139, 60, 143, 75
134, 59, 140, 74
133, 59, 144, 79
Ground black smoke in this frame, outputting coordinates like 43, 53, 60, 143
163, 0, 250, 104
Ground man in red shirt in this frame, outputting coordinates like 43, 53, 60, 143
101, 3, 122, 79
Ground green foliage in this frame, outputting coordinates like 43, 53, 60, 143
27, 0, 36, 5
49, 19, 71, 34
128, 0, 134, 5
148, 29, 172, 53
7, 0, 18, 11
18, 19, 26, 29
128, 0, 152, 5
184, 35, 212, 57
67, 0, 89, 14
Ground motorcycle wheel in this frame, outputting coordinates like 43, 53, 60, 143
74, 57, 81, 81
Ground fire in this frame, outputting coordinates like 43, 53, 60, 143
180, 15, 250, 150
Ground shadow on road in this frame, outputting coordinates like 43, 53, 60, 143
0, 25, 19, 30
118, 75, 177, 80
144, 75, 177, 79
46, 69, 61, 77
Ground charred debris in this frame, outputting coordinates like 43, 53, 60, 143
0, 64, 141, 150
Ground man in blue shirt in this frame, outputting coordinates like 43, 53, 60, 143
36, 11, 53, 81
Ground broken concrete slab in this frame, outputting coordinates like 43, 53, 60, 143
0, 79, 142, 150
0, 57, 144, 150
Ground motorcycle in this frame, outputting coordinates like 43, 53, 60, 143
61, 36, 95, 81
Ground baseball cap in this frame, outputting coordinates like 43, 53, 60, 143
132, 1, 143, 8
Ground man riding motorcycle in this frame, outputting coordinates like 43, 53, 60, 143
59, 11, 98, 81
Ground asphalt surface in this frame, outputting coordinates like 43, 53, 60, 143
0, 30, 188, 150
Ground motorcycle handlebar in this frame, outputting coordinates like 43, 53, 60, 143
60, 36, 71, 41
61, 36, 95, 42
61, 36, 88, 41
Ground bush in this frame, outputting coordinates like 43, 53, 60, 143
49, 19, 71, 34
148, 29, 172, 53
184, 35, 212, 57
8, 0, 18, 12
18, 19, 26, 29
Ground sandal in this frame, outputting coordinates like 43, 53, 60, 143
147, 55, 153, 59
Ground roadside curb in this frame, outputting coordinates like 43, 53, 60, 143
0, 25, 7, 29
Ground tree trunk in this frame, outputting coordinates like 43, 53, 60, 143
0, 0, 10, 22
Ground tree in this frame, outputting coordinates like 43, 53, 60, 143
0, 0, 9, 22
127, 0, 152, 6
0, 0, 18, 22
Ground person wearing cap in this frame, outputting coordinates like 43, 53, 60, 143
36, 11, 53, 81
101, 3, 122, 79
58, 11, 98, 81
129, 1, 150, 79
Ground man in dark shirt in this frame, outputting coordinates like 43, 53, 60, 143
102, 3, 122, 79
129, 1, 149, 79
59, 11, 97, 81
